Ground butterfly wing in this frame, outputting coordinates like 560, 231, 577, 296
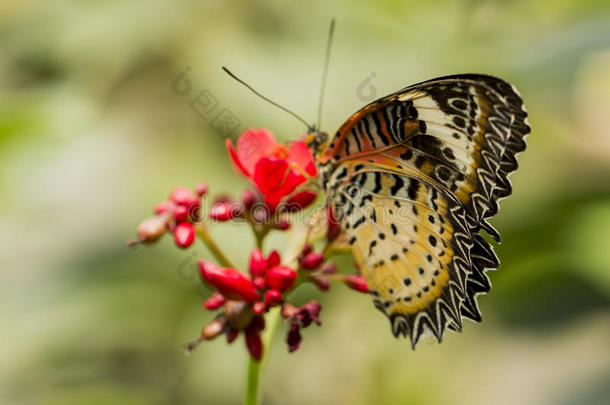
322, 74, 530, 237
322, 75, 529, 346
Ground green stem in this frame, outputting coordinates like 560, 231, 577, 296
195, 223, 235, 268
244, 307, 281, 405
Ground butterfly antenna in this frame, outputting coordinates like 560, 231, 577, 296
222, 66, 314, 132
316, 18, 336, 132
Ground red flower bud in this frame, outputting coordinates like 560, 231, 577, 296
198, 260, 260, 302
281, 303, 298, 319
196, 182, 209, 197
312, 276, 331, 291
252, 301, 266, 315
226, 328, 239, 344
245, 329, 263, 361
286, 322, 302, 352
264, 289, 283, 307
169, 186, 198, 207
320, 262, 338, 274
203, 292, 226, 310
275, 218, 291, 230
285, 190, 317, 212
202, 318, 226, 340
173, 205, 189, 223
154, 201, 175, 215
209, 201, 241, 221
241, 189, 257, 210
249, 247, 267, 278
251, 205, 270, 223
136, 216, 166, 243
296, 301, 322, 327
174, 222, 195, 248
301, 252, 324, 270
266, 266, 297, 292
252, 277, 266, 290
327, 205, 341, 241
267, 250, 281, 267
345, 274, 368, 293
245, 316, 265, 361
301, 243, 312, 256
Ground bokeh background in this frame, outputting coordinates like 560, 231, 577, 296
1, 1, 610, 404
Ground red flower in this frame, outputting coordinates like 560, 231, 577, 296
226, 128, 317, 210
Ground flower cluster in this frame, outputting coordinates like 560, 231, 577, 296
130, 184, 208, 249
130, 128, 368, 361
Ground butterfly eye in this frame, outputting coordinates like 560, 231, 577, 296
316, 132, 329, 144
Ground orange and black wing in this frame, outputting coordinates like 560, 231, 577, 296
322, 74, 530, 346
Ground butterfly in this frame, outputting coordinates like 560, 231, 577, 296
225, 20, 529, 347
305, 73, 530, 347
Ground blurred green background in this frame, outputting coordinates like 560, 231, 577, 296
1, 0, 610, 404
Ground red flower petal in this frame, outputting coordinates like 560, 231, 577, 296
236, 128, 278, 176
198, 260, 259, 302
262, 168, 306, 210
253, 157, 288, 194
226, 138, 251, 177
287, 141, 317, 176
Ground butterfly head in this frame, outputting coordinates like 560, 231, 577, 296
305, 130, 330, 157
